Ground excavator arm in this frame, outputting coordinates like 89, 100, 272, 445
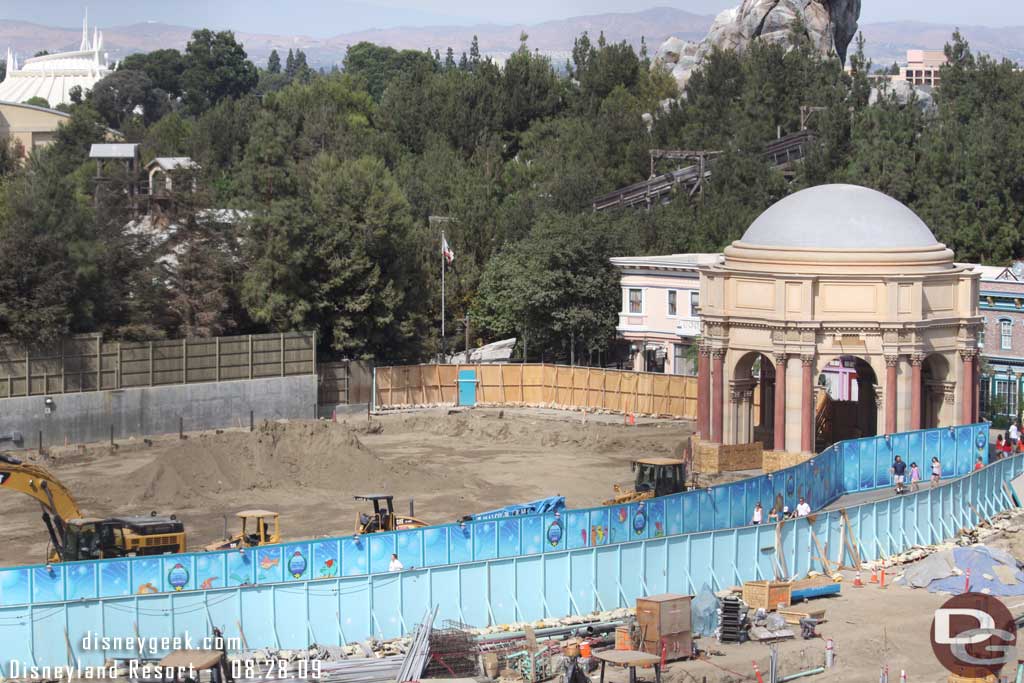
0, 453, 84, 559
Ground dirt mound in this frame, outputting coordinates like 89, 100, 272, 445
87, 421, 421, 508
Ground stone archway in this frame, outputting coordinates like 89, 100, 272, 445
817, 355, 878, 448
730, 351, 776, 447
922, 353, 953, 428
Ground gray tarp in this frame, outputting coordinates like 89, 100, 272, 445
901, 549, 957, 588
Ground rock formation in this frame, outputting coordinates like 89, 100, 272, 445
653, 0, 862, 91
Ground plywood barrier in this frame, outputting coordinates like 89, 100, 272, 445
763, 450, 813, 473
692, 437, 764, 474
373, 364, 698, 420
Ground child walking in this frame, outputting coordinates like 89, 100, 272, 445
909, 462, 921, 492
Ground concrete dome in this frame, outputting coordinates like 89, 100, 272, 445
740, 185, 937, 250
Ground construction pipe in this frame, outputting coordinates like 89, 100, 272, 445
778, 667, 825, 682
473, 619, 624, 643
1015, 659, 1024, 683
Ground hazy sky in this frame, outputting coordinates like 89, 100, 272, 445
4, 1, 1023, 37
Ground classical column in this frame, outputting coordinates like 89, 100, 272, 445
960, 349, 976, 426
801, 355, 814, 453
910, 354, 924, 431
885, 355, 899, 435
773, 353, 787, 451
697, 346, 710, 438
711, 349, 725, 443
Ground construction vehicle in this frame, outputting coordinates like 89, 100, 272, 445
0, 453, 186, 562
461, 495, 566, 522
602, 457, 688, 505
355, 494, 429, 534
205, 510, 281, 551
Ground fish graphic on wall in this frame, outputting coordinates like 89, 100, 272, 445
137, 582, 158, 594
200, 577, 219, 590
260, 555, 280, 570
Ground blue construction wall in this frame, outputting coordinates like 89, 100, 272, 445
0, 424, 998, 671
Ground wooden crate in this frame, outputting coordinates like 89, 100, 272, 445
742, 581, 792, 610
636, 594, 692, 662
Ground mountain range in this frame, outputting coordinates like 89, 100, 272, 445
1, 7, 1022, 70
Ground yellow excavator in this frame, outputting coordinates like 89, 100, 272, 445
603, 457, 689, 505
0, 453, 186, 562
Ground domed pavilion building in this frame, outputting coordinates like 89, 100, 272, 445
694, 184, 981, 453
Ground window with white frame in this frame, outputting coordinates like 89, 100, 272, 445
667, 290, 678, 317
979, 317, 986, 348
628, 288, 643, 314
689, 290, 700, 317
1001, 318, 1013, 350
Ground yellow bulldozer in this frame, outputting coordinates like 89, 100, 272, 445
354, 494, 429, 534
205, 510, 281, 551
0, 453, 186, 562
603, 457, 688, 506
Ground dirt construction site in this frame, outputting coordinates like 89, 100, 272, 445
0, 408, 713, 565
2, 407, 1022, 682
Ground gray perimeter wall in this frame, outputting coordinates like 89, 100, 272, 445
0, 375, 318, 448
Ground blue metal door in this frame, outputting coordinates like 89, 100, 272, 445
457, 369, 477, 406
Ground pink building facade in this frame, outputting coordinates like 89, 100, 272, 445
611, 254, 721, 375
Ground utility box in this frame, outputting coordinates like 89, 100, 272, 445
635, 593, 692, 662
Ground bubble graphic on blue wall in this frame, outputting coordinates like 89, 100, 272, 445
546, 519, 563, 547
167, 563, 189, 591
288, 550, 307, 579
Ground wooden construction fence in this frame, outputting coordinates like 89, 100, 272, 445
0, 331, 316, 398
318, 361, 373, 405
374, 364, 699, 419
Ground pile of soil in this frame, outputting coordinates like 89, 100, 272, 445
112, 421, 448, 508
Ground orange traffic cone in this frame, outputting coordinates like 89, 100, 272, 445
869, 567, 879, 584
880, 567, 887, 589
853, 570, 864, 588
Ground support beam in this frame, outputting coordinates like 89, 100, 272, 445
774, 353, 787, 451
712, 349, 725, 443
801, 355, 814, 453
697, 346, 710, 438
885, 355, 899, 435
910, 354, 923, 431
960, 349, 976, 426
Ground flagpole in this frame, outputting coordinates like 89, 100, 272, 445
441, 229, 446, 358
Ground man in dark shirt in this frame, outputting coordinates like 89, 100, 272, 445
892, 455, 907, 494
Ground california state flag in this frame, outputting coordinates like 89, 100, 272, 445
442, 235, 455, 265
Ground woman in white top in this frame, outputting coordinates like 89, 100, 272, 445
751, 502, 763, 525
388, 553, 404, 572
930, 457, 941, 488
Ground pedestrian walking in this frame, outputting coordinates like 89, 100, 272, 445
768, 506, 779, 523
751, 502, 763, 525
974, 457, 984, 471
891, 455, 907, 494
930, 456, 941, 487
1010, 420, 1019, 448
795, 497, 811, 517
909, 462, 921, 492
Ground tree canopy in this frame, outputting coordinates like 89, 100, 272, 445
0, 28, 1021, 365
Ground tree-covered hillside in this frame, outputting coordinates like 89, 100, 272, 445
0, 28, 1020, 364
